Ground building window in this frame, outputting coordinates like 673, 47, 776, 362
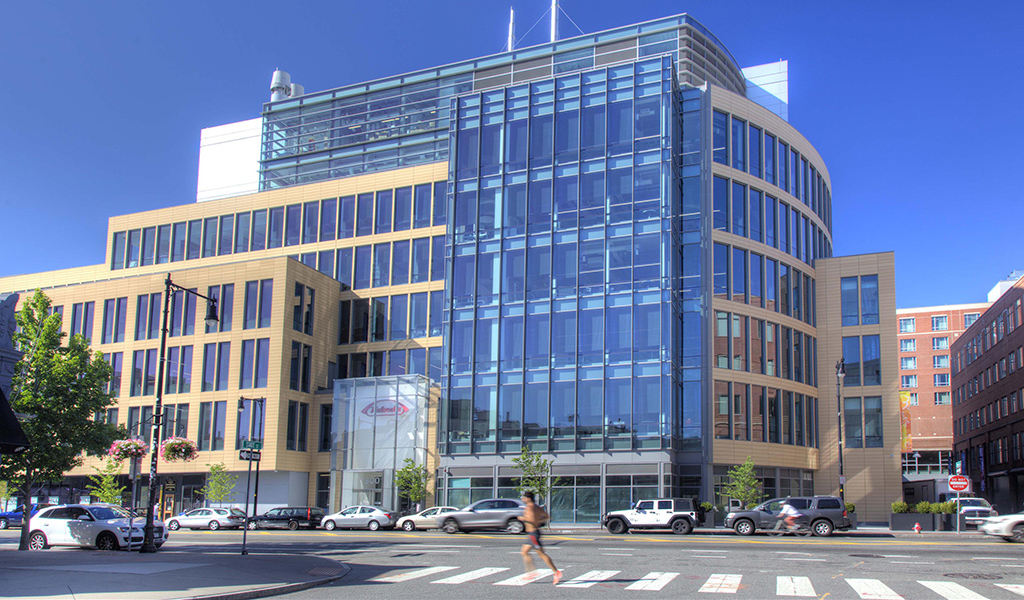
932, 315, 948, 331
239, 338, 270, 389
900, 339, 916, 352
286, 401, 309, 451
105, 352, 123, 397
198, 400, 227, 451
901, 357, 917, 370
934, 373, 950, 387
201, 342, 231, 392
290, 342, 312, 392
243, 279, 274, 329
965, 313, 980, 328
101, 297, 127, 344
933, 336, 949, 350
318, 405, 333, 452
901, 375, 918, 388
907, 392, 919, 406
205, 284, 234, 333
840, 277, 859, 326
935, 392, 951, 405
899, 318, 916, 333
164, 345, 193, 394
862, 335, 881, 385
70, 301, 95, 342
293, 283, 315, 335
933, 355, 950, 369
168, 288, 197, 337
860, 275, 879, 325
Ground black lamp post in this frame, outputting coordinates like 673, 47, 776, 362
836, 359, 847, 506
238, 395, 265, 556
140, 274, 218, 554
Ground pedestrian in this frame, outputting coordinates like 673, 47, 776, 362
517, 491, 562, 584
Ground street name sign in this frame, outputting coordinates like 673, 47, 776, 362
239, 449, 262, 462
242, 440, 263, 450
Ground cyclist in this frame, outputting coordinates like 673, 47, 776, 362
778, 499, 802, 531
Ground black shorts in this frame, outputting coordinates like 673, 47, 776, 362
527, 529, 543, 549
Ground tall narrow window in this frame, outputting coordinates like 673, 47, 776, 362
375, 190, 393, 234
860, 275, 879, 325
841, 277, 859, 326
285, 204, 302, 246
302, 201, 319, 244
251, 209, 267, 251
234, 212, 250, 254
319, 198, 337, 242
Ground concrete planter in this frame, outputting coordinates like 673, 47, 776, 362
934, 513, 967, 530
890, 513, 934, 531
847, 512, 858, 530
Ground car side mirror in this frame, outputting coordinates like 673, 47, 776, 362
77, 515, 92, 521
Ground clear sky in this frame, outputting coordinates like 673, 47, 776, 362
1, 1, 1021, 308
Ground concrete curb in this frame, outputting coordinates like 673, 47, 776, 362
174, 563, 351, 600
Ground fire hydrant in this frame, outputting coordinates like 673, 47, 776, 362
913, 522, 922, 534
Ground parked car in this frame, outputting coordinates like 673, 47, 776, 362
396, 506, 459, 531
953, 497, 997, 526
0, 503, 53, 530
601, 498, 703, 535
322, 506, 398, 531
979, 509, 1024, 542
724, 496, 851, 537
246, 506, 324, 530
438, 498, 526, 534
27, 504, 168, 550
167, 507, 246, 531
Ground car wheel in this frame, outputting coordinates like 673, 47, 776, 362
442, 519, 460, 534
1011, 523, 1024, 543
247, 521, 258, 530
402, 520, 416, 531
28, 531, 48, 550
168, 520, 180, 531
506, 519, 525, 534
606, 518, 628, 535
671, 518, 693, 535
96, 531, 119, 551
324, 519, 337, 531
0, 518, 8, 530
812, 519, 834, 537
288, 520, 300, 531
368, 520, 380, 531
209, 521, 220, 531
733, 519, 755, 536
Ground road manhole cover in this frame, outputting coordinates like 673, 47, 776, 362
944, 573, 1003, 580
849, 554, 884, 558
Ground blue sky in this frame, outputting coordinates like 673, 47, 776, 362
1, 1, 1021, 308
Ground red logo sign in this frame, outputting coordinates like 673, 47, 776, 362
361, 400, 409, 417
948, 475, 970, 492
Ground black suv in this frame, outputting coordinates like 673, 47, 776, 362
724, 496, 851, 537
247, 506, 325, 530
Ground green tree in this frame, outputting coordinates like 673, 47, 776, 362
199, 463, 238, 507
394, 458, 430, 506
721, 456, 764, 509
87, 458, 126, 504
0, 290, 119, 550
511, 446, 560, 503
0, 480, 12, 511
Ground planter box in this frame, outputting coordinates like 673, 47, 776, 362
890, 513, 934, 531
934, 514, 968, 530
847, 512, 858, 530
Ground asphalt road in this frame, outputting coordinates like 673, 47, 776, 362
2, 527, 1022, 599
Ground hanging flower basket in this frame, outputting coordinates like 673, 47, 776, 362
108, 439, 150, 462
160, 437, 199, 462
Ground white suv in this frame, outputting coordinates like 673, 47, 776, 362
28, 504, 168, 551
602, 498, 703, 535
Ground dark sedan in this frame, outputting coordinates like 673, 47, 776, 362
246, 506, 324, 530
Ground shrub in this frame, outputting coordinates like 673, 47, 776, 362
914, 500, 933, 514
891, 500, 909, 513
845, 502, 856, 514
700, 502, 714, 512
938, 501, 956, 514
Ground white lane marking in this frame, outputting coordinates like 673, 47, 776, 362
559, 570, 619, 588
847, 578, 904, 600
692, 555, 727, 559
688, 548, 727, 552
777, 576, 816, 597
601, 547, 636, 550
626, 572, 679, 591
892, 561, 934, 565
390, 550, 460, 553
494, 568, 554, 586
996, 584, 1024, 596
374, 566, 459, 583
973, 557, 1017, 561
775, 551, 812, 555
919, 581, 989, 600
432, 567, 509, 584
699, 574, 742, 593
602, 553, 633, 556
783, 558, 826, 562
411, 544, 481, 548
880, 555, 915, 558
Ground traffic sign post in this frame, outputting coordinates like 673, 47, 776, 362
948, 475, 970, 534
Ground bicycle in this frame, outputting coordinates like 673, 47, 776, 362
768, 517, 812, 537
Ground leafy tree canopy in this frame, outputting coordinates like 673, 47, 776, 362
721, 456, 764, 509
394, 458, 429, 504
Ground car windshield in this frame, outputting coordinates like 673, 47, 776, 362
88, 506, 132, 520
960, 499, 990, 508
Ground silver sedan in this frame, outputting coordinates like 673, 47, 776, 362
396, 506, 459, 531
167, 507, 246, 531
322, 506, 398, 531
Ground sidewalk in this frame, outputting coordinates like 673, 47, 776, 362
0, 549, 347, 600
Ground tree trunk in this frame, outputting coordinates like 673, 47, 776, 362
18, 478, 32, 551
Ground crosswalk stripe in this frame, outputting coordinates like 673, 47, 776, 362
494, 568, 554, 586
559, 570, 619, 588
374, 566, 458, 583
700, 574, 743, 593
626, 572, 679, 591
997, 584, 1024, 597
919, 581, 989, 599
432, 567, 509, 584
847, 578, 904, 600
777, 576, 816, 597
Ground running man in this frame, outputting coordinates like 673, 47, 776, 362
518, 491, 563, 584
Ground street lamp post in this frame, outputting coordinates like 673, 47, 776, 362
140, 274, 218, 554
836, 359, 847, 507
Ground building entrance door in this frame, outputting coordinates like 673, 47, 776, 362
351, 471, 384, 506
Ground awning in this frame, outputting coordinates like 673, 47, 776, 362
0, 386, 29, 454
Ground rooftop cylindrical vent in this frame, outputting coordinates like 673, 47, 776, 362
270, 70, 291, 101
